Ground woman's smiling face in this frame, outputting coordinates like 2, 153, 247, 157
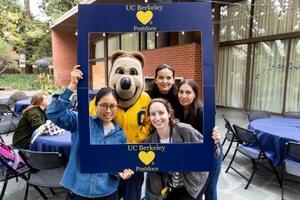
96, 94, 118, 123
149, 102, 170, 130
178, 83, 196, 108
154, 68, 175, 94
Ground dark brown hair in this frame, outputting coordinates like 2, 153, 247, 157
150, 64, 177, 97
177, 79, 202, 124
147, 98, 178, 129
154, 64, 175, 78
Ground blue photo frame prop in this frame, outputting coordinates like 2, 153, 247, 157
77, 2, 215, 173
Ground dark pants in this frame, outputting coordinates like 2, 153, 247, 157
165, 186, 206, 200
204, 153, 223, 200
66, 191, 118, 200
118, 172, 144, 200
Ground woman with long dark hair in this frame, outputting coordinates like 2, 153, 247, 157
177, 79, 222, 200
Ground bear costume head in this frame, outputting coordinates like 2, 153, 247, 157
109, 50, 145, 109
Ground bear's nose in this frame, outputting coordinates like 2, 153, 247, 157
120, 77, 131, 90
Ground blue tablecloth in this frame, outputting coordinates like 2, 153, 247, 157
14, 99, 31, 116
89, 90, 97, 99
29, 131, 72, 159
249, 118, 300, 166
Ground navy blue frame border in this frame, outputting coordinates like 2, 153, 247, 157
77, 3, 215, 173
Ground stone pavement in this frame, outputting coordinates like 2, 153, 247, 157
0, 90, 43, 100
1, 107, 300, 199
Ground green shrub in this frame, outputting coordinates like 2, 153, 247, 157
0, 74, 62, 94
34, 73, 63, 95
0, 74, 40, 90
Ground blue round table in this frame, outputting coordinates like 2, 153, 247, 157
29, 131, 72, 159
14, 99, 31, 116
249, 118, 300, 166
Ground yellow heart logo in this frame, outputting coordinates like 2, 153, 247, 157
136, 10, 153, 25
138, 151, 155, 165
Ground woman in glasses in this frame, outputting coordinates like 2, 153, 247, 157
177, 79, 222, 200
47, 65, 134, 200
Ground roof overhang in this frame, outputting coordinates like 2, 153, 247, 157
50, 0, 245, 34
50, 0, 97, 34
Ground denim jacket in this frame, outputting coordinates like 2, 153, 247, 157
46, 88, 126, 198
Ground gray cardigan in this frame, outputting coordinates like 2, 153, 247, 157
145, 122, 209, 200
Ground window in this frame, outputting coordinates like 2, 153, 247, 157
121, 33, 139, 51
147, 32, 155, 49
108, 36, 120, 57
95, 40, 104, 62
285, 38, 300, 112
253, 0, 300, 37
251, 40, 288, 113
220, 1, 251, 41
217, 45, 247, 108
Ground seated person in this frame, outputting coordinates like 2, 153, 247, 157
12, 92, 49, 149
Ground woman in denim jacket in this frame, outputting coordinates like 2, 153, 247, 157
47, 65, 133, 200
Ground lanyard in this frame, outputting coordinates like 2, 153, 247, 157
159, 128, 173, 187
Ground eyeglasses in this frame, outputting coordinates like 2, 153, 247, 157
178, 90, 193, 96
98, 103, 118, 111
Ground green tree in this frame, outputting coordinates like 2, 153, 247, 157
23, 18, 52, 64
40, 0, 78, 21
0, 0, 26, 52
0, 38, 18, 77
0, 0, 51, 66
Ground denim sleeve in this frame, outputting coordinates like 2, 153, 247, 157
120, 131, 127, 144
46, 88, 78, 132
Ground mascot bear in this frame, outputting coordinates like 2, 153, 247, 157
89, 50, 151, 200
90, 50, 151, 143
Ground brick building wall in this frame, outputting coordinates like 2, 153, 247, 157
52, 30, 77, 85
51, 36, 202, 97
142, 43, 203, 98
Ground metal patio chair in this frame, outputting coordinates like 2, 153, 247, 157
18, 150, 66, 200
281, 141, 300, 200
247, 110, 270, 122
283, 112, 300, 119
225, 125, 281, 189
0, 144, 30, 199
0, 104, 20, 142
70, 93, 78, 111
221, 116, 238, 161
0, 104, 18, 118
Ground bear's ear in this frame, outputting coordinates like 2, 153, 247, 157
111, 50, 145, 68
131, 51, 145, 68
111, 50, 127, 66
